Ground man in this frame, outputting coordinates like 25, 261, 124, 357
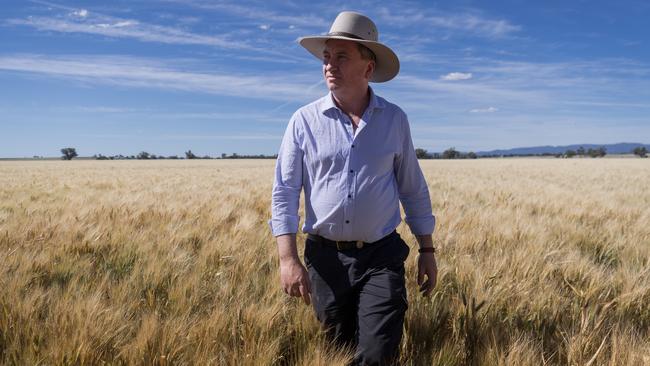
268, 11, 437, 366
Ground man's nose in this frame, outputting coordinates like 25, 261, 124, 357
324, 58, 338, 69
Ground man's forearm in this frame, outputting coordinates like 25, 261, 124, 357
276, 233, 300, 262
415, 234, 434, 249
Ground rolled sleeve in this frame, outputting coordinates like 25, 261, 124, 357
268, 115, 303, 237
393, 110, 436, 236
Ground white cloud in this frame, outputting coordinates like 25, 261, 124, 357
377, 7, 520, 39
167, 0, 329, 28
391, 57, 650, 116
95, 20, 137, 29
71, 9, 88, 18
7, 9, 311, 62
76, 106, 137, 113
8, 16, 252, 50
441, 72, 473, 81
469, 106, 498, 113
0, 54, 323, 102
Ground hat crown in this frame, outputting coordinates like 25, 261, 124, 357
328, 11, 378, 42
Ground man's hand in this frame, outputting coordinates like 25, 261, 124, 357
417, 252, 438, 297
276, 234, 311, 305
415, 234, 437, 297
279, 258, 312, 305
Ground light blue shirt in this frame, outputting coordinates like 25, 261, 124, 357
268, 87, 435, 242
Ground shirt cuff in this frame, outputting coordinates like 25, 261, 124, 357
268, 216, 300, 237
405, 215, 436, 236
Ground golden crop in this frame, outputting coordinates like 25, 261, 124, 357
1, 159, 649, 365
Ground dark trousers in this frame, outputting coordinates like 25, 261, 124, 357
304, 231, 410, 366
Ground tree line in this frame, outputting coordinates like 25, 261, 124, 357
58, 146, 648, 160
59, 148, 277, 160
414, 146, 649, 159
415, 147, 478, 159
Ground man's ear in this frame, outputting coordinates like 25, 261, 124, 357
365, 60, 375, 80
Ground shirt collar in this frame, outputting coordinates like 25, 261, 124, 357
319, 86, 385, 115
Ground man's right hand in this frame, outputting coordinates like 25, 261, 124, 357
279, 258, 312, 305
276, 234, 312, 305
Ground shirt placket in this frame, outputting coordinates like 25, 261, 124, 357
340, 108, 373, 240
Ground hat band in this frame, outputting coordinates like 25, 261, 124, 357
327, 31, 364, 40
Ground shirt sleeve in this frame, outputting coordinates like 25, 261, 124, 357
393, 109, 436, 236
267, 114, 303, 237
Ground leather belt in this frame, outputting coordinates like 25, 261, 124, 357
307, 230, 397, 251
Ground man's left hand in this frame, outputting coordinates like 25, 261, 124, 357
417, 252, 437, 297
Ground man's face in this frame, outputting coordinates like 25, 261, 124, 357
322, 39, 374, 92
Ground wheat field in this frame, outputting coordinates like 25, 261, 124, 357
1, 159, 649, 365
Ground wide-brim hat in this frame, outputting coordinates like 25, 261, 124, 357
298, 11, 400, 83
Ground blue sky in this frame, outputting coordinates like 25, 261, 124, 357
1, 0, 649, 157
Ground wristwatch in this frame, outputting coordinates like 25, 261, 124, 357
418, 247, 436, 254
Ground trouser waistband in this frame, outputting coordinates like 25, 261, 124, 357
306, 230, 397, 250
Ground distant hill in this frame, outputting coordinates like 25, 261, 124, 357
475, 142, 650, 156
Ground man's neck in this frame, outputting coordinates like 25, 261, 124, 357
331, 86, 370, 117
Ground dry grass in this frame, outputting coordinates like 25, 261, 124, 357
1, 158, 649, 365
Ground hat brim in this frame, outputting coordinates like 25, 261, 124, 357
298, 35, 400, 83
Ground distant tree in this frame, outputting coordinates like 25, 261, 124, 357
442, 147, 460, 159
185, 150, 197, 159
137, 151, 150, 160
168, 155, 179, 159
576, 146, 585, 157
60, 147, 78, 160
415, 148, 429, 159
633, 146, 648, 158
587, 147, 606, 158
565, 149, 576, 158
467, 152, 478, 159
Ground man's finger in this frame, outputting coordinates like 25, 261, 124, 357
302, 272, 312, 294
299, 284, 311, 305
420, 277, 436, 297
417, 266, 425, 286
288, 282, 300, 297
419, 278, 429, 293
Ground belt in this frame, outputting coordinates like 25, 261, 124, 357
307, 230, 397, 251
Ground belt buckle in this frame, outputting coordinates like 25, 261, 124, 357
335, 240, 364, 250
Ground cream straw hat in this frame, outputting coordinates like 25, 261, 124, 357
298, 11, 400, 82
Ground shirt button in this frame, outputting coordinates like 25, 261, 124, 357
348, 194, 352, 198
351, 144, 355, 148
349, 169, 354, 173
345, 220, 350, 223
